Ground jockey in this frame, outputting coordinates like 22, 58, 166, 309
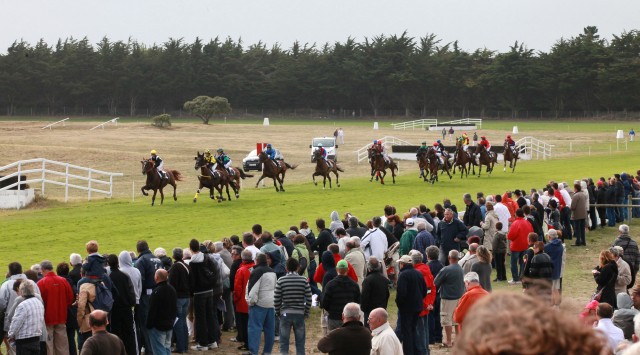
317, 143, 329, 163
505, 135, 516, 154
215, 148, 233, 175
433, 142, 444, 165
204, 149, 215, 172
265, 143, 277, 160
150, 150, 165, 179
377, 140, 390, 164
479, 136, 492, 156
416, 141, 428, 157
371, 140, 378, 150
462, 132, 470, 150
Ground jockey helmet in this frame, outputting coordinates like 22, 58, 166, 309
217, 148, 223, 153
377, 141, 382, 145
373, 140, 377, 144
150, 150, 157, 155
433, 142, 439, 147
463, 132, 468, 136
481, 136, 486, 139
205, 149, 210, 154
267, 143, 272, 148
437, 140, 441, 143
422, 141, 427, 145
507, 135, 511, 138
318, 143, 323, 147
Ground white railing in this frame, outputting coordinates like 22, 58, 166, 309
439, 118, 483, 128
514, 137, 554, 160
89, 117, 119, 131
42, 117, 70, 130
390, 119, 438, 130
0, 158, 123, 201
355, 136, 414, 163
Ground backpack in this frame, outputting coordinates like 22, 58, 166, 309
294, 248, 308, 275
91, 282, 114, 312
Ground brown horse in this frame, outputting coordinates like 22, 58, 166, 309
214, 162, 254, 193
256, 151, 297, 192
426, 147, 452, 184
193, 152, 232, 203
368, 148, 397, 184
416, 149, 430, 182
140, 158, 182, 206
474, 144, 497, 177
311, 149, 344, 189
503, 141, 519, 172
452, 139, 473, 178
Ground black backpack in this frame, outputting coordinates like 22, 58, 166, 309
91, 282, 114, 312
294, 248, 308, 275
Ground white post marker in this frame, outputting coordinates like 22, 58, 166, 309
263, 117, 270, 126
512, 126, 519, 134
373, 122, 379, 130
617, 130, 624, 151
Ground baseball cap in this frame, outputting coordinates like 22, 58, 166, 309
405, 218, 415, 226
399, 255, 412, 264
336, 260, 348, 269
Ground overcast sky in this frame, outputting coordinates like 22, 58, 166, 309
3, 0, 639, 54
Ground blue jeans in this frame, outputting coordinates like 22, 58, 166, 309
416, 315, 430, 355
510, 251, 524, 281
607, 207, 617, 226
623, 196, 629, 220
279, 313, 305, 355
148, 328, 172, 355
248, 305, 275, 355
173, 298, 189, 352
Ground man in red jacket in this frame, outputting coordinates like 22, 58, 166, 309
233, 249, 255, 351
37, 260, 74, 355
453, 272, 489, 331
410, 250, 437, 354
313, 244, 358, 284
507, 209, 533, 285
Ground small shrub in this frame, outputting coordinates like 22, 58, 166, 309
151, 114, 172, 128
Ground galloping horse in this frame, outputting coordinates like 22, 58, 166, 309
140, 158, 182, 206
452, 139, 473, 178
311, 149, 344, 189
426, 147, 453, 184
193, 152, 233, 203
503, 141, 519, 173
416, 150, 431, 182
368, 148, 397, 184
215, 163, 254, 192
256, 151, 297, 192
474, 144, 497, 177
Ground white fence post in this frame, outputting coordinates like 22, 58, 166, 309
65, 163, 69, 202
41, 160, 46, 196
17, 162, 22, 191
88, 170, 92, 201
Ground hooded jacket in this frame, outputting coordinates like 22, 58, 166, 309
544, 239, 564, 280
246, 260, 276, 308
119, 251, 142, 304
233, 260, 255, 313
267, 250, 286, 279
189, 252, 220, 295
329, 211, 343, 235
507, 217, 533, 252
135, 249, 163, 291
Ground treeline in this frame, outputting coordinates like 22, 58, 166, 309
1, 26, 639, 117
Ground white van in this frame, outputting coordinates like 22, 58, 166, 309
309, 137, 338, 162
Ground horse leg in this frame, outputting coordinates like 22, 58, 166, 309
322, 175, 327, 189
312, 172, 319, 186
225, 183, 232, 201
151, 189, 157, 206
159, 187, 165, 204
334, 170, 340, 188
140, 186, 149, 196
193, 187, 200, 203
504, 158, 507, 172
380, 170, 386, 185
279, 172, 286, 192
512, 158, 517, 173
255, 175, 266, 188
172, 182, 177, 201
272, 177, 279, 192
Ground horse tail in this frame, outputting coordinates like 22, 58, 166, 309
238, 168, 254, 179
336, 165, 345, 172
285, 162, 298, 170
171, 170, 183, 181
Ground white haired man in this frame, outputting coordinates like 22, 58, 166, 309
433, 250, 465, 348
369, 308, 402, 355
7, 281, 45, 355
317, 303, 371, 354
452, 272, 489, 332
613, 224, 640, 288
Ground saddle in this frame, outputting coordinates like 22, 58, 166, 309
159, 170, 168, 180
326, 160, 333, 169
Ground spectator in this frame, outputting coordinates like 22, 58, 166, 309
410, 250, 436, 355
426, 246, 444, 346
321, 260, 360, 331
605, 178, 618, 227
246, 252, 277, 355
507, 209, 533, 284
463, 193, 482, 228
233, 249, 255, 352
386, 215, 405, 245
335, 228, 350, 257
594, 250, 619, 309
153, 248, 172, 271
413, 222, 436, 263
189, 238, 219, 351
252, 224, 264, 249
433, 250, 465, 348
595, 302, 624, 351
481, 202, 499, 251
471, 245, 492, 291
492, 222, 507, 282
0, 262, 40, 325
106, 254, 137, 355
317, 303, 371, 355
314, 244, 358, 285
7, 281, 45, 355
613, 224, 640, 288
79, 310, 126, 355
229, 245, 243, 341
523, 242, 554, 300
134, 240, 163, 355
361, 216, 389, 263
329, 211, 343, 236
369, 308, 402, 355
460, 243, 479, 274
313, 219, 335, 255
360, 257, 389, 328
346, 216, 367, 238
168, 248, 191, 354
77, 241, 105, 288
544, 229, 565, 307
276, 231, 295, 261
242, 233, 260, 260
69, 254, 83, 286
399, 218, 418, 256
452, 272, 489, 331
435, 209, 468, 265
37, 260, 74, 355
56, 262, 78, 355
571, 183, 588, 246
611, 246, 632, 296
147, 269, 177, 355
260, 232, 287, 267
274, 258, 312, 355
118, 251, 141, 307
613, 293, 638, 340
76, 269, 96, 348
493, 194, 511, 233
291, 235, 310, 280
523, 205, 544, 242
344, 237, 366, 290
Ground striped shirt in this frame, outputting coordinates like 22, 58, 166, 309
8, 297, 44, 340
274, 272, 312, 317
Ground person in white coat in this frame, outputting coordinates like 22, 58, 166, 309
369, 308, 403, 355
361, 217, 389, 261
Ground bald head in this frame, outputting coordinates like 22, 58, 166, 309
89, 310, 109, 332
368, 307, 388, 330
155, 269, 168, 283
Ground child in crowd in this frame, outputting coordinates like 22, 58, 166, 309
492, 222, 507, 282
77, 240, 105, 287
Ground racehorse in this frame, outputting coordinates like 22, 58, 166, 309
426, 147, 452, 184
256, 151, 297, 192
140, 158, 182, 206
452, 139, 473, 178
311, 149, 344, 189
416, 150, 430, 182
214, 162, 254, 195
367, 148, 397, 184
193, 152, 233, 203
503, 141, 519, 173
474, 144, 497, 177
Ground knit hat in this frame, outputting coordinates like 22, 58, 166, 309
336, 260, 348, 269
